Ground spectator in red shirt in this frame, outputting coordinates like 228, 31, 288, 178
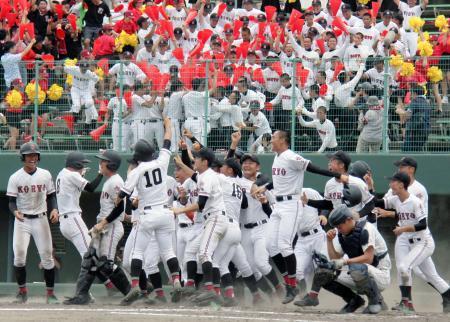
114, 11, 139, 35
93, 24, 118, 59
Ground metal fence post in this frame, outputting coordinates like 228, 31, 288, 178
291, 59, 297, 151
204, 60, 209, 147
33, 61, 40, 143
382, 57, 390, 152
118, 61, 124, 152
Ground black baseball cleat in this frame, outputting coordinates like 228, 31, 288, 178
120, 287, 141, 306
222, 296, 238, 307
282, 285, 299, 304
171, 279, 182, 303
339, 295, 365, 313
63, 295, 91, 305
294, 293, 319, 307
13, 292, 28, 304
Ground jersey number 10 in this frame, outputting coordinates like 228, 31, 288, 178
144, 168, 162, 188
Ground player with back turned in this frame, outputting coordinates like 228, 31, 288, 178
252, 130, 348, 304
7, 142, 59, 304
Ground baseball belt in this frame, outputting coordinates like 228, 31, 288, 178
300, 228, 320, 237
243, 219, 267, 229
23, 213, 46, 219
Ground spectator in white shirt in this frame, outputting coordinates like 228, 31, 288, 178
356, 96, 383, 153
245, 100, 272, 150
343, 33, 369, 72
136, 39, 154, 64
250, 132, 272, 153
136, 16, 156, 51
1, 40, 36, 88
297, 106, 338, 153
375, 11, 396, 33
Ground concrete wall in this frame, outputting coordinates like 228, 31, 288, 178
0, 152, 449, 282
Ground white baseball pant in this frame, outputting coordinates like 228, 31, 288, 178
213, 220, 241, 276
176, 223, 194, 281
184, 223, 204, 274
112, 120, 133, 152
59, 213, 91, 257
132, 119, 164, 148
337, 262, 391, 292
183, 118, 210, 146
405, 32, 418, 58
93, 220, 124, 260
170, 119, 182, 152
131, 206, 176, 264
13, 216, 54, 269
122, 223, 137, 272
241, 222, 272, 276
231, 244, 255, 279
70, 88, 94, 114
294, 228, 327, 282
395, 234, 449, 293
198, 212, 229, 264
266, 199, 302, 257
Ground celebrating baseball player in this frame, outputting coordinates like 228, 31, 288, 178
7, 142, 59, 304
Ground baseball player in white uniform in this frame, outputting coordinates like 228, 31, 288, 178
64, 150, 132, 305
64, 61, 99, 132
108, 51, 147, 89
394, 0, 428, 58
375, 172, 450, 313
104, 86, 134, 152
116, 119, 183, 305
7, 142, 59, 304
252, 130, 347, 304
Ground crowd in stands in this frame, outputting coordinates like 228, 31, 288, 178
0, 0, 449, 153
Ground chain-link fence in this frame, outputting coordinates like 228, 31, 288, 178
1, 56, 448, 153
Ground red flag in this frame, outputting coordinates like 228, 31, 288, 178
41, 54, 55, 69
136, 61, 159, 78
97, 58, 109, 75
160, 19, 175, 39
233, 19, 244, 39
159, 5, 169, 20
124, 91, 133, 109
271, 61, 283, 76
288, 9, 302, 29
217, 3, 227, 17
55, 4, 64, 20
238, 42, 250, 59
404, 91, 411, 105
198, 29, 213, 44
189, 43, 205, 58
90, 124, 107, 142
180, 64, 195, 89
172, 48, 185, 64
18, 0, 29, 10
330, 0, 342, 17
216, 71, 230, 87
252, 68, 265, 85
62, 114, 75, 133
316, 39, 325, 54
257, 22, 267, 37
98, 99, 108, 116
319, 84, 328, 97
264, 102, 273, 111
371, 1, 380, 20
56, 27, 65, 40
380, 30, 388, 38
296, 64, 309, 87
19, 23, 35, 40
156, 73, 170, 92
195, 64, 206, 78
114, 4, 124, 12
145, 6, 159, 21
333, 62, 345, 81
0, 3, 12, 20
291, 18, 304, 34
332, 17, 348, 34
67, 14, 77, 31
6, 12, 18, 28
264, 5, 277, 22
185, 9, 198, 25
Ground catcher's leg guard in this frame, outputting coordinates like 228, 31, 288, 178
109, 266, 131, 296
311, 268, 337, 293
348, 264, 382, 314
323, 280, 358, 303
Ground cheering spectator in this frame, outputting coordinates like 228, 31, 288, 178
27, 0, 54, 40
1, 40, 36, 88
356, 96, 383, 153
83, 0, 112, 48
244, 100, 271, 150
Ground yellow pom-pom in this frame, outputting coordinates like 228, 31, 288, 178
422, 31, 430, 42
409, 17, 425, 32
417, 41, 433, 57
390, 55, 403, 67
435, 15, 448, 31
357, 0, 370, 5
400, 62, 415, 77
140, 5, 146, 13
64, 59, 77, 86
5, 90, 23, 109
95, 68, 104, 80
47, 84, 63, 101
427, 66, 443, 83
25, 82, 37, 100
118, 31, 138, 48
37, 90, 46, 104
115, 36, 124, 53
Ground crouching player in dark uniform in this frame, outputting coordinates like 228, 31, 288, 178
296, 205, 390, 314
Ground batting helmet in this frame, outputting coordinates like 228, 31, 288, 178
95, 150, 122, 171
342, 184, 362, 208
329, 204, 353, 227
20, 141, 40, 161
349, 160, 371, 180
132, 139, 155, 163
66, 151, 91, 170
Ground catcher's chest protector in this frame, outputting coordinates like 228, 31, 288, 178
338, 219, 369, 259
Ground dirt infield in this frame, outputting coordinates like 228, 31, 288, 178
0, 281, 448, 322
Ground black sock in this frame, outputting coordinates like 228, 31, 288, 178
167, 257, 180, 274
271, 253, 287, 275
186, 261, 197, 281
323, 281, 357, 303
221, 273, 233, 288
194, 273, 203, 289
242, 275, 259, 294
14, 266, 26, 287
284, 254, 297, 277
257, 276, 274, 295
148, 272, 163, 291
202, 262, 213, 284
130, 259, 143, 278
212, 267, 221, 287
228, 262, 238, 279
265, 269, 281, 288
442, 288, 450, 298
44, 268, 55, 288
400, 286, 412, 300
139, 270, 147, 292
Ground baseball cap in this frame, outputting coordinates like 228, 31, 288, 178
240, 16, 249, 22
79, 61, 89, 68
174, 27, 183, 35
226, 0, 234, 6
383, 10, 393, 17
189, 19, 197, 26
241, 153, 260, 165
193, 148, 216, 166
210, 13, 219, 20
243, 0, 253, 4
223, 158, 242, 177
357, 4, 368, 11
257, 13, 266, 21
312, 0, 321, 6
122, 51, 133, 57
159, 39, 168, 46
358, 82, 373, 91
342, 4, 352, 11
249, 100, 260, 109
211, 158, 224, 169
386, 172, 411, 187
366, 96, 379, 106
144, 39, 153, 47
137, 16, 148, 27
304, 10, 314, 16
124, 10, 133, 17
394, 157, 417, 169
327, 150, 351, 169
261, 43, 270, 50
